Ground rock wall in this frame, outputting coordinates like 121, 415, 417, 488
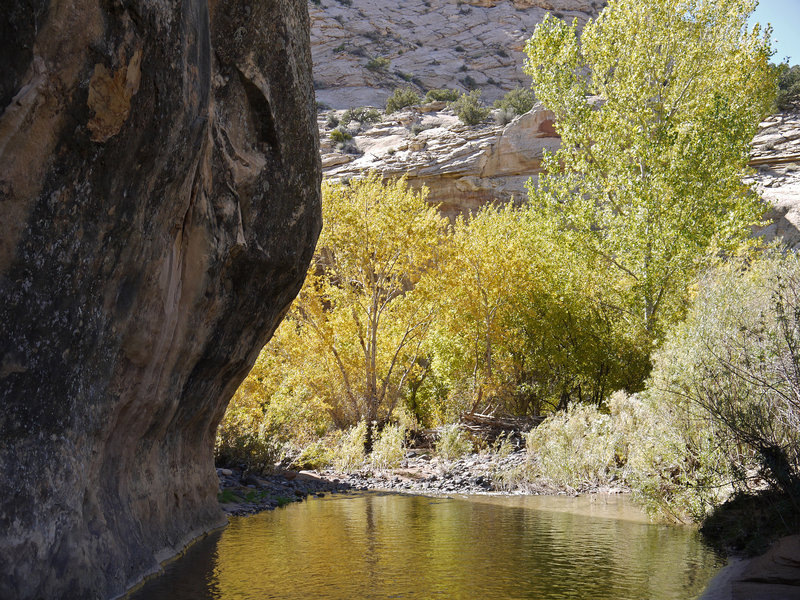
321, 104, 800, 238
310, 0, 604, 109
751, 112, 800, 247
320, 103, 559, 218
0, 0, 321, 598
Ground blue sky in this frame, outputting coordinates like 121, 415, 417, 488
751, 0, 800, 64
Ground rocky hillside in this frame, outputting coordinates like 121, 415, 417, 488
752, 112, 800, 246
310, 0, 604, 109
320, 102, 557, 218
311, 0, 800, 245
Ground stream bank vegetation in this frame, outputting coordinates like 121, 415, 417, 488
218, 0, 798, 546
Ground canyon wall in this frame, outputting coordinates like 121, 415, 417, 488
0, 0, 321, 598
310, 0, 604, 109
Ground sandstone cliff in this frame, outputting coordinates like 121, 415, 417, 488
310, 0, 603, 109
751, 112, 800, 246
0, 1, 321, 598
320, 103, 558, 218
320, 103, 800, 241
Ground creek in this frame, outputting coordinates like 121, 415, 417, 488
129, 492, 724, 599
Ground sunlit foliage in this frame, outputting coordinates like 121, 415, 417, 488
524, 0, 775, 342
296, 174, 446, 432
650, 251, 800, 499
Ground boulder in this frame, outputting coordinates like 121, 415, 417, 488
0, 0, 321, 598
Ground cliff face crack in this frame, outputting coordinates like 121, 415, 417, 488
236, 68, 280, 155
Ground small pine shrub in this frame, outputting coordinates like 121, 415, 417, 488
371, 423, 406, 470
425, 88, 460, 103
330, 128, 352, 143
366, 56, 390, 72
435, 424, 473, 461
410, 123, 431, 136
776, 63, 800, 111
449, 90, 489, 125
459, 75, 478, 90
340, 107, 381, 126
494, 87, 534, 116
386, 87, 421, 113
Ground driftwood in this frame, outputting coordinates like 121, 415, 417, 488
411, 412, 545, 449
461, 411, 543, 431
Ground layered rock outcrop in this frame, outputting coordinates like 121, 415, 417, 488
321, 104, 800, 241
0, 0, 321, 598
321, 103, 558, 218
751, 112, 800, 246
310, 0, 603, 109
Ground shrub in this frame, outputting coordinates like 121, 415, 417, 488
435, 424, 473, 461
776, 63, 800, 111
425, 88, 460, 103
215, 418, 284, 474
494, 87, 534, 116
329, 128, 352, 143
449, 90, 490, 125
493, 432, 514, 458
410, 123, 431, 136
526, 403, 624, 489
459, 75, 478, 90
332, 421, 367, 472
386, 87, 421, 113
326, 114, 340, 128
648, 251, 800, 501
340, 107, 381, 126
494, 108, 516, 126
623, 393, 735, 523
366, 56, 390, 72
371, 423, 406, 470
293, 438, 334, 470
523, 390, 735, 521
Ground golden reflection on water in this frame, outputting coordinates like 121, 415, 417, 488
131, 493, 724, 600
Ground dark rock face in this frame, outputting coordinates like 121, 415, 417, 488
0, 0, 321, 597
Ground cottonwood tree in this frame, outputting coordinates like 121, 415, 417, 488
428, 203, 533, 417
427, 203, 647, 419
524, 0, 776, 341
294, 174, 447, 442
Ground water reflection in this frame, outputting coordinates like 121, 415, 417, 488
130, 493, 724, 600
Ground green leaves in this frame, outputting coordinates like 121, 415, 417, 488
524, 0, 775, 340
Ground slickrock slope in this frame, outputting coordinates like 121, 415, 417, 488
0, 1, 321, 598
310, 0, 604, 109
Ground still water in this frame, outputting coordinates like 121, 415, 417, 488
130, 493, 725, 599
